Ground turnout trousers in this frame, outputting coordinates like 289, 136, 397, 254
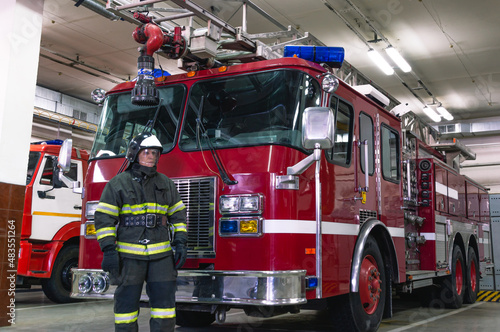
114, 256, 177, 332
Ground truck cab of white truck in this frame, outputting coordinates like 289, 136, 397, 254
18, 139, 88, 303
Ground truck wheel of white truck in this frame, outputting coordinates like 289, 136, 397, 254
41, 244, 79, 303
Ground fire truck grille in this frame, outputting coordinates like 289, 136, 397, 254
173, 177, 216, 258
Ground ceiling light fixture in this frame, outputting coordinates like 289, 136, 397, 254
423, 106, 441, 122
436, 105, 454, 121
385, 46, 412, 73
367, 49, 394, 75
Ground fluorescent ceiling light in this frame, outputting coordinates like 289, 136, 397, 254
385, 47, 412, 73
367, 49, 394, 75
437, 106, 454, 121
423, 106, 441, 122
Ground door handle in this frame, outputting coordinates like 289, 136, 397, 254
74, 205, 82, 210
358, 139, 369, 193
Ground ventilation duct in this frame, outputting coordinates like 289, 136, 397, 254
435, 118, 500, 138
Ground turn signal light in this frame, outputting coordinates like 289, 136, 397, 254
240, 219, 258, 233
85, 222, 97, 239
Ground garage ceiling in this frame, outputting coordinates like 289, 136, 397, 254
36, 0, 500, 192
39, 0, 500, 123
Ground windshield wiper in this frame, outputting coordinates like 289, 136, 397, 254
196, 97, 237, 186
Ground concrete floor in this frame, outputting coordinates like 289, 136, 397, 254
3, 287, 500, 331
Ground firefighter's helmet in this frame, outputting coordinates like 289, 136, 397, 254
126, 132, 162, 163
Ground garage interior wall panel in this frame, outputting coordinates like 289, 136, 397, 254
489, 195, 500, 290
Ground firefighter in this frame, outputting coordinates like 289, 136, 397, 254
95, 132, 187, 332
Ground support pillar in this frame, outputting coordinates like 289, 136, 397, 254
0, 0, 44, 326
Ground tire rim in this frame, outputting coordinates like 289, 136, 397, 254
456, 258, 463, 295
359, 254, 382, 315
62, 259, 78, 291
470, 259, 477, 292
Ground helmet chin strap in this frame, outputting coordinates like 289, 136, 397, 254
117, 159, 130, 175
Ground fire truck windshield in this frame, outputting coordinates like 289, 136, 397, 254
27, 151, 41, 185
90, 85, 186, 159
179, 69, 321, 153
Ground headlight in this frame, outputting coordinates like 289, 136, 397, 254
220, 196, 240, 213
321, 73, 339, 93
78, 274, 92, 293
92, 273, 110, 294
240, 196, 260, 212
219, 194, 263, 214
78, 272, 110, 294
85, 201, 99, 220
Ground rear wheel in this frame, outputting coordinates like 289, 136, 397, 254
175, 310, 215, 327
464, 246, 479, 304
41, 244, 78, 303
439, 244, 465, 309
329, 236, 386, 332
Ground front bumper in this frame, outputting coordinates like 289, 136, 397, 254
71, 269, 307, 306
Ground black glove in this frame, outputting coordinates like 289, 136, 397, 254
101, 249, 120, 278
172, 234, 187, 269
174, 242, 187, 269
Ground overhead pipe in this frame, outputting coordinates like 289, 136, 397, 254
73, 0, 122, 21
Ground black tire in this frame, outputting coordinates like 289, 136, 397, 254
175, 310, 215, 327
41, 244, 79, 303
464, 246, 479, 304
438, 245, 465, 309
328, 236, 386, 332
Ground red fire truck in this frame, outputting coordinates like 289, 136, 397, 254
70, 2, 491, 331
18, 140, 88, 303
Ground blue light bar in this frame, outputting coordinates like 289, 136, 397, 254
31, 139, 64, 145
153, 68, 170, 78
284, 46, 345, 68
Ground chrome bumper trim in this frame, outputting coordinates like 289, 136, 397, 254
71, 269, 307, 305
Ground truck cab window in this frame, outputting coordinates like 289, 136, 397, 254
91, 85, 186, 159
27, 151, 41, 185
180, 69, 321, 153
381, 124, 400, 182
326, 98, 353, 166
359, 112, 374, 175
40, 157, 78, 187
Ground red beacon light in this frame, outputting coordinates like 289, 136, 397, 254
284, 45, 345, 68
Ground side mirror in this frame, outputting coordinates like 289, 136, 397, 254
52, 160, 65, 189
55, 139, 82, 193
58, 139, 73, 173
302, 107, 335, 150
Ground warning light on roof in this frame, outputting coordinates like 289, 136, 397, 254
284, 46, 345, 68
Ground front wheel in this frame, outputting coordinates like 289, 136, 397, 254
464, 246, 479, 303
41, 244, 79, 303
329, 236, 386, 332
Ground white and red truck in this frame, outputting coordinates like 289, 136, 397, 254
69, 2, 492, 331
18, 140, 88, 303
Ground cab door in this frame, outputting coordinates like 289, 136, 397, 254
30, 154, 83, 241
357, 112, 376, 211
